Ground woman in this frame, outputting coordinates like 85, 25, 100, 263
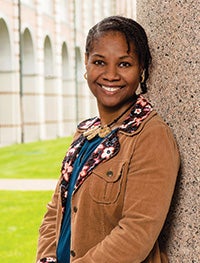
36, 16, 180, 263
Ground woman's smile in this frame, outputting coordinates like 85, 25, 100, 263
99, 84, 124, 92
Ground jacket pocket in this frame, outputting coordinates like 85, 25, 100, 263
89, 161, 125, 204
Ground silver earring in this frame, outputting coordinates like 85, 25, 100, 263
84, 72, 87, 80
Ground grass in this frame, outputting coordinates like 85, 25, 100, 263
0, 190, 53, 263
0, 137, 72, 262
0, 137, 72, 179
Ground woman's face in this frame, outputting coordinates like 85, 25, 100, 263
85, 31, 142, 112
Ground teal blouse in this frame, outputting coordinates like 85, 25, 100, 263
57, 135, 104, 263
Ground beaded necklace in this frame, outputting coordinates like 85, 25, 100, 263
83, 102, 135, 140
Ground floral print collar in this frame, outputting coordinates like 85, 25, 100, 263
60, 95, 153, 212
78, 95, 153, 135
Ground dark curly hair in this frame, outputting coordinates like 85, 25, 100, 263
85, 16, 152, 94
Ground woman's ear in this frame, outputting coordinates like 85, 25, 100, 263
85, 53, 89, 66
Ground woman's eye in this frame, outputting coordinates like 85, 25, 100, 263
94, 60, 105, 66
119, 62, 131, 68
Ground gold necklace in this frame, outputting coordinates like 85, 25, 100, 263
83, 102, 134, 140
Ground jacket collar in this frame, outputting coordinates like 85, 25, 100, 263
77, 95, 153, 136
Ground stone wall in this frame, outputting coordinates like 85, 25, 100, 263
136, 0, 199, 262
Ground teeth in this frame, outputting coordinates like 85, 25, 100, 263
101, 85, 121, 92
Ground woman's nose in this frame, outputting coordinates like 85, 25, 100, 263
103, 65, 120, 81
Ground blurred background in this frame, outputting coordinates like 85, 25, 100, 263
0, 0, 136, 147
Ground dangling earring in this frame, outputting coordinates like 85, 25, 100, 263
84, 72, 87, 80
140, 70, 145, 83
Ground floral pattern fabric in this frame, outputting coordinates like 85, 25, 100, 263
39, 256, 56, 262
60, 95, 153, 212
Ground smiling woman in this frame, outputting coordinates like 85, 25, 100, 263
85, 31, 141, 123
36, 16, 180, 263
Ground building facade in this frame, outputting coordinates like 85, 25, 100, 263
0, 0, 136, 146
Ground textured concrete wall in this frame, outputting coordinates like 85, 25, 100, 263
136, 1, 199, 262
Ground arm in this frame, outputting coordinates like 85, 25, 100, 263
36, 179, 62, 263
74, 122, 180, 263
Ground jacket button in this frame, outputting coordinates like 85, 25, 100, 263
106, 170, 113, 177
73, 206, 78, 213
70, 250, 76, 257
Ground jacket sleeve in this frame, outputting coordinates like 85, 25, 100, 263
36, 179, 62, 263
73, 122, 180, 263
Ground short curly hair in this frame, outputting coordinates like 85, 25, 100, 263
85, 16, 152, 94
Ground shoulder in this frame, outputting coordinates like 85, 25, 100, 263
143, 111, 173, 134
135, 110, 178, 152
120, 110, 176, 147
144, 110, 168, 128
139, 110, 175, 140
119, 109, 163, 136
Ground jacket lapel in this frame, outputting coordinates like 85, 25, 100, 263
74, 130, 120, 192
60, 131, 120, 211
60, 134, 86, 211
60, 95, 153, 211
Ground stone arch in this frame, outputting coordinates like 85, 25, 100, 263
44, 35, 54, 77
0, 18, 19, 145
22, 28, 35, 74
75, 47, 83, 120
43, 35, 57, 139
21, 27, 40, 142
0, 18, 11, 70
61, 42, 73, 135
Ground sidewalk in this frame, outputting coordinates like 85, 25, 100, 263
0, 179, 57, 191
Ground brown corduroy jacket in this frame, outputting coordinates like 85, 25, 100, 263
36, 110, 180, 263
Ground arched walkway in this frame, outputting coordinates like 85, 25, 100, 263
44, 35, 58, 139
21, 28, 39, 142
0, 18, 20, 146
61, 42, 75, 135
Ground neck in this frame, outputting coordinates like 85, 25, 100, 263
98, 100, 136, 127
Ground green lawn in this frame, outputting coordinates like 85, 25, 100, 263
0, 190, 53, 263
0, 137, 72, 179
0, 137, 72, 262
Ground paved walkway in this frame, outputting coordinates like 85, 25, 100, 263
0, 179, 57, 191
